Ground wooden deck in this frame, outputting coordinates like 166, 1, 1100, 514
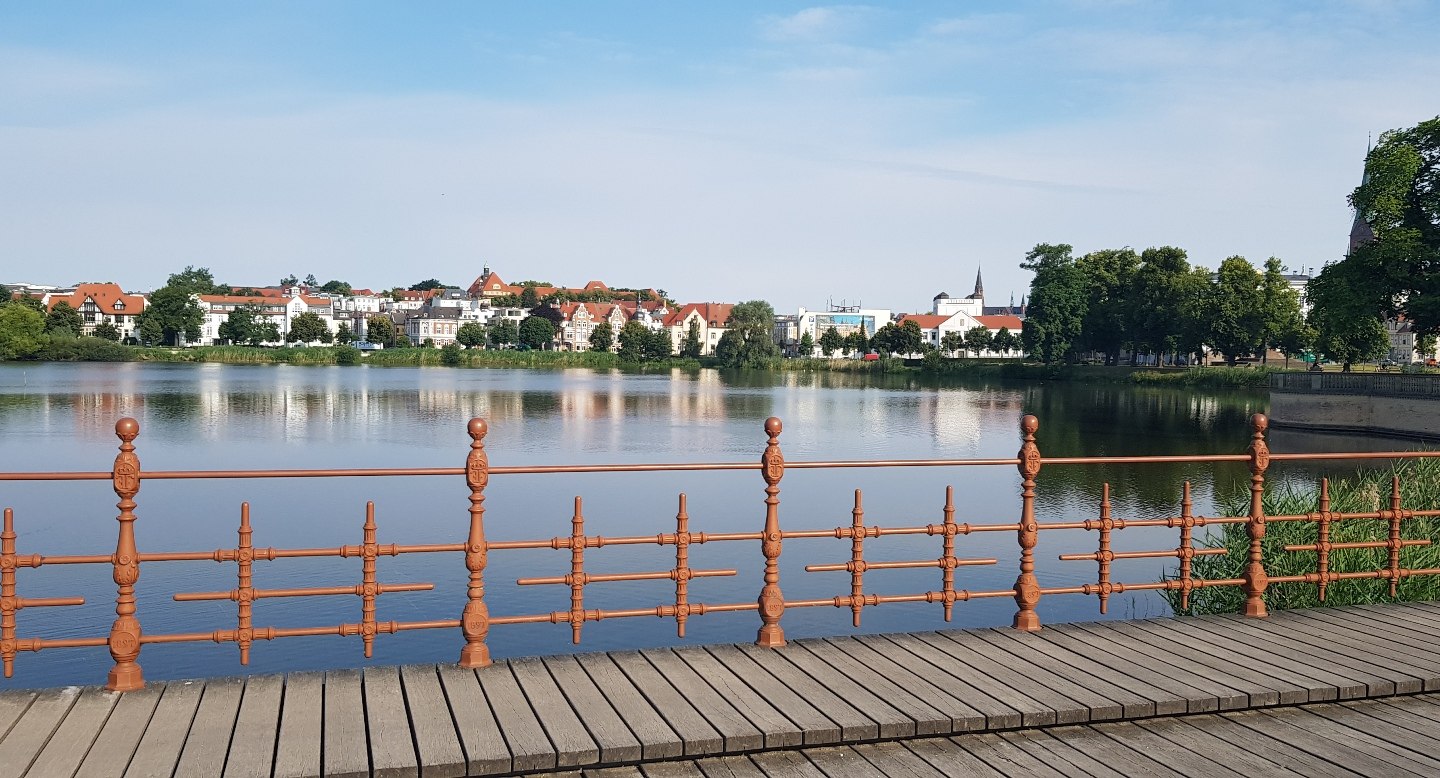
3, 602, 1440, 777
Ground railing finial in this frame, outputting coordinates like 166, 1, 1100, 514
459, 417, 492, 667
757, 416, 786, 647
107, 417, 144, 691
1013, 414, 1042, 631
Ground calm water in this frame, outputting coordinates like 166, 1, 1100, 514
0, 362, 1407, 689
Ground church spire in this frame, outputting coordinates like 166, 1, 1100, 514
1349, 138, 1375, 255
972, 267, 984, 300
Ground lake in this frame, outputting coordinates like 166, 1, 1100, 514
0, 362, 1407, 689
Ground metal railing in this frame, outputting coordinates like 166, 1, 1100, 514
1271, 371, 1440, 397
4, 413, 1440, 691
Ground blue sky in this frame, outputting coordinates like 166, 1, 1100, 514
2, 2, 1437, 311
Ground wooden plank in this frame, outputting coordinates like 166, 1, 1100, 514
0, 692, 35, 744
1062, 622, 1254, 710
1040, 724, 1185, 778
1163, 715, 1358, 778
804, 638, 955, 736
583, 768, 646, 778
830, 635, 991, 733
766, 641, 916, 739
541, 654, 650, 763
1116, 619, 1323, 703
1171, 618, 1376, 697
1220, 708, 1426, 776
272, 672, 324, 778
0, 685, 79, 778
852, 633, 1022, 730
671, 645, 804, 749
745, 748, 826, 778
1220, 614, 1428, 694
435, 664, 511, 776
728, 645, 878, 742
637, 650, 762, 753
1131, 715, 1293, 777
638, 759, 707, 777
1090, 720, 1246, 778
974, 628, 1166, 718
510, 657, 600, 768
124, 680, 204, 778
702, 645, 841, 746
1368, 696, 1440, 738
322, 668, 371, 778
846, 740, 948, 777
571, 653, 681, 761
999, 729, 1128, 778
476, 661, 557, 773
223, 674, 283, 778
1039, 622, 1232, 713
868, 632, 1031, 729
1306, 608, 1440, 668
800, 745, 889, 778
174, 676, 245, 778
950, 732, 1070, 777
1273, 609, 1440, 687
694, 755, 766, 778
1299, 703, 1440, 772
75, 684, 163, 778
607, 651, 723, 757
22, 687, 117, 778
914, 630, 1085, 725
363, 666, 420, 778
398, 665, 466, 778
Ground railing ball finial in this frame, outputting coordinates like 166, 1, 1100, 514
1251, 413, 1268, 436
115, 417, 140, 443
468, 417, 488, 441
765, 416, 782, 440
1021, 414, 1039, 437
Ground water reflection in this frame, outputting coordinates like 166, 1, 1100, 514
0, 363, 1424, 690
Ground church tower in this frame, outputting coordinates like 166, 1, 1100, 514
1348, 141, 1375, 255
968, 267, 984, 301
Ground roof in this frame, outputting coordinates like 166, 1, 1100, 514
47, 283, 146, 316
664, 302, 734, 328
897, 314, 950, 330
974, 315, 1023, 331
198, 294, 288, 308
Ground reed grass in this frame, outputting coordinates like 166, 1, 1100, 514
1168, 457, 1440, 615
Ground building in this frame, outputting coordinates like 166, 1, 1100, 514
663, 303, 733, 356
43, 283, 148, 341
197, 295, 290, 344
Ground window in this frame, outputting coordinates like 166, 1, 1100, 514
114, 301, 125, 310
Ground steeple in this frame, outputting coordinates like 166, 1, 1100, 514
1349, 138, 1375, 255
971, 267, 984, 300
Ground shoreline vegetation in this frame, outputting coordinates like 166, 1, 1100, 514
1169, 458, 1440, 614
1, 338, 1287, 387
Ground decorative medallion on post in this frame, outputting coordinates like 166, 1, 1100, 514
1013, 414, 1042, 631
107, 417, 144, 691
756, 416, 786, 647
1243, 413, 1270, 618
459, 417, 492, 668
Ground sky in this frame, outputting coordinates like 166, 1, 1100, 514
2, 1, 1437, 313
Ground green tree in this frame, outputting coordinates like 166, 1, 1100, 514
617, 320, 649, 361
520, 286, 539, 308
1128, 246, 1193, 364
518, 315, 554, 350
819, 326, 843, 357
715, 300, 779, 368
897, 320, 923, 356
844, 330, 869, 357
964, 326, 993, 357
365, 315, 396, 346
280, 274, 299, 286
218, 305, 262, 345
797, 332, 814, 357
441, 342, 463, 365
167, 266, 219, 294
44, 301, 83, 336
0, 304, 45, 360
1258, 258, 1304, 365
457, 321, 487, 349
643, 328, 672, 360
409, 279, 446, 291
1020, 243, 1088, 364
1208, 256, 1264, 365
304, 274, 318, 287
1175, 266, 1215, 365
939, 330, 963, 356
137, 316, 164, 346
589, 321, 614, 352
680, 319, 703, 357
1075, 247, 1139, 364
92, 320, 121, 342
320, 280, 353, 294
137, 286, 203, 346
287, 312, 333, 344
335, 322, 354, 344
992, 327, 1018, 356
487, 317, 518, 348
1308, 261, 1390, 371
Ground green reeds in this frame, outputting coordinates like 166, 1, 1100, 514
1168, 457, 1440, 615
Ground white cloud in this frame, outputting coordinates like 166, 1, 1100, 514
758, 6, 873, 43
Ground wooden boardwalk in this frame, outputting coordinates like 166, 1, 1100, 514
3, 602, 1440, 777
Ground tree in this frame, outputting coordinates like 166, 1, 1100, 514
167, 266, 219, 294
365, 315, 396, 346
617, 320, 649, 361
137, 286, 203, 346
6, 295, 45, 314
715, 300, 780, 368
1207, 256, 1264, 365
1075, 247, 1139, 364
528, 304, 564, 326
320, 280, 353, 295
844, 330, 869, 357
137, 316, 164, 346
939, 330, 963, 356
409, 279, 447, 291
520, 286, 539, 308
287, 312, 332, 344
1308, 261, 1390, 371
1258, 257, 1304, 365
819, 326, 843, 357
441, 342, 463, 365
0, 304, 45, 360
1127, 246, 1193, 364
457, 321, 487, 349
643, 328, 672, 360
304, 274, 318, 287
680, 319, 703, 357
1339, 116, 1440, 337
280, 274, 299, 287
897, 320, 923, 356
44, 301, 83, 336
335, 322, 354, 344
964, 326, 993, 357
518, 315, 554, 350
487, 318, 518, 348
92, 320, 121, 342
218, 305, 261, 345
1020, 243, 1087, 364
1175, 266, 1214, 365
797, 332, 814, 357
589, 321, 614, 352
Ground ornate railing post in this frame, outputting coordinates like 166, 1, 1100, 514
756, 417, 786, 647
1013, 414, 1042, 631
107, 418, 144, 691
1243, 413, 1270, 618
459, 418, 492, 667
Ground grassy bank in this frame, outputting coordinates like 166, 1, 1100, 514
1168, 458, 1440, 615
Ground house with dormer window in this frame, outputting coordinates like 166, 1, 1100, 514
45, 283, 148, 342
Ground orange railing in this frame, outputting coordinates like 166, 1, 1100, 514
3, 413, 1440, 691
